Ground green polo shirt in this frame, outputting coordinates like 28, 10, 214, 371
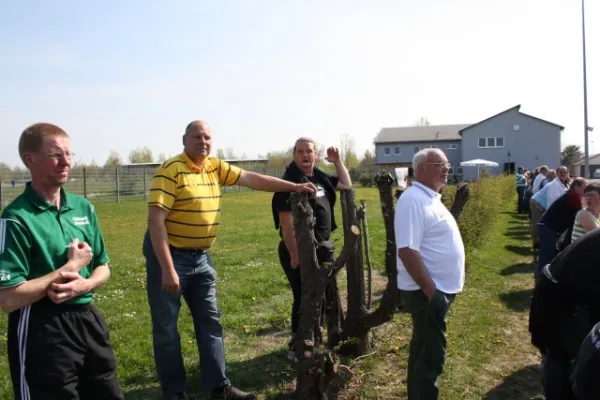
0, 183, 109, 305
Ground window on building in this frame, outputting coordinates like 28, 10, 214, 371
413, 146, 419, 154
446, 144, 457, 150
384, 147, 391, 155
478, 137, 505, 148
425, 145, 438, 149
394, 147, 400, 155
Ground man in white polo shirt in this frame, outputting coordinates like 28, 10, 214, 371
532, 165, 549, 195
395, 148, 465, 400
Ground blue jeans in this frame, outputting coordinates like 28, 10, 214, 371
143, 232, 229, 396
537, 223, 559, 279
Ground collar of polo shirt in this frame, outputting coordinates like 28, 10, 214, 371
412, 181, 441, 199
25, 182, 73, 211
182, 151, 207, 172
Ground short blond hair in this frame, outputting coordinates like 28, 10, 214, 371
19, 123, 69, 164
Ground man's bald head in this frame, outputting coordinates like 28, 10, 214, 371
185, 120, 211, 136
183, 120, 212, 162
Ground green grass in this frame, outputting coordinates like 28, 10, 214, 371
0, 185, 542, 399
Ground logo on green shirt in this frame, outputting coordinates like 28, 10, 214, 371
0, 270, 11, 282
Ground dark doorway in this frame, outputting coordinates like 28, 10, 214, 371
504, 162, 515, 174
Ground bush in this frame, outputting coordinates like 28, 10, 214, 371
358, 173, 375, 187
442, 175, 514, 253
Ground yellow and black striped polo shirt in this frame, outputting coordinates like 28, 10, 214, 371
148, 152, 242, 249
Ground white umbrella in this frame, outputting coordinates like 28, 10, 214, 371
460, 159, 499, 177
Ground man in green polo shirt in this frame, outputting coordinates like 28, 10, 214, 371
0, 123, 124, 400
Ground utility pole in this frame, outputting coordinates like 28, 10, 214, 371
582, 0, 590, 177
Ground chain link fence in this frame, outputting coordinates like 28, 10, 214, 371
0, 165, 285, 208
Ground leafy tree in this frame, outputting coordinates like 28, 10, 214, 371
359, 150, 375, 173
0, 162, 13, 182
215, 149, 226, 159
266, 149, 293, 170
344, 150, 360, 170
129, 147, 154, 163
104, 151, 123, 168
561, 144, 583, 175
157, 153, 167, 162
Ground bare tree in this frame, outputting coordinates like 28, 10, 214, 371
414, 117, 431, 126
224, 147, 237, 160
215, 149, 226, 159
340, 134, 356, 164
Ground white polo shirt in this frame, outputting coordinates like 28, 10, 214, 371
532, 173, 546, 195
394, 181, 465, 294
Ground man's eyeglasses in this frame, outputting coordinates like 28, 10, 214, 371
425, 162, 452, 169
42, 152, 75, 160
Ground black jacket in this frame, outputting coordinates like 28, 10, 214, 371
271, 161, 337, 232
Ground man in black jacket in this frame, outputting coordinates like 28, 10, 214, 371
536, 177, 586, 277
271, 137, 352, 360
529, 228, 600, 399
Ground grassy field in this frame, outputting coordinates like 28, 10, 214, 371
0, 186, 543, 399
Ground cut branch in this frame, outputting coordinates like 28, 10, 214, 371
450, 182, 470, 220
358, 200, 373, 310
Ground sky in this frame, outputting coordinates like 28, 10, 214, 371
0, 0, 598, 168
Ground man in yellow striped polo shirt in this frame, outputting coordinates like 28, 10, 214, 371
143, 120, 316, 400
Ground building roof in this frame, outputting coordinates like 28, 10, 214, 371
458, 105, 564, 135
574, 153, 600, 166
374, 124, 470, 144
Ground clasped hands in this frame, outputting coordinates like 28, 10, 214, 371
47, 239, 93, 304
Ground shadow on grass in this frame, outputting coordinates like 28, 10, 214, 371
482, 364, 543, 399
503, 232, 531, 240
124, 349, 297, 400
499, 288, 533, 312
505, 245, 532, 257
500, 262, 535, 276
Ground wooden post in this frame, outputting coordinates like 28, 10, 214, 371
83, 166, 88, 199
143, 167, 147, 201
116, 168, 120, 203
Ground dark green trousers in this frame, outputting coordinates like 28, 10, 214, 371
400, 289, 456, 400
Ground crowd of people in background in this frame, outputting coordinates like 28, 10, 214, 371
517, 165, 600, 399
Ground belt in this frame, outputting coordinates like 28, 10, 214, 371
169, 246, 206, 254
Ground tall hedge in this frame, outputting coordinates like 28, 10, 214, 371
442, 175, 515, 252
